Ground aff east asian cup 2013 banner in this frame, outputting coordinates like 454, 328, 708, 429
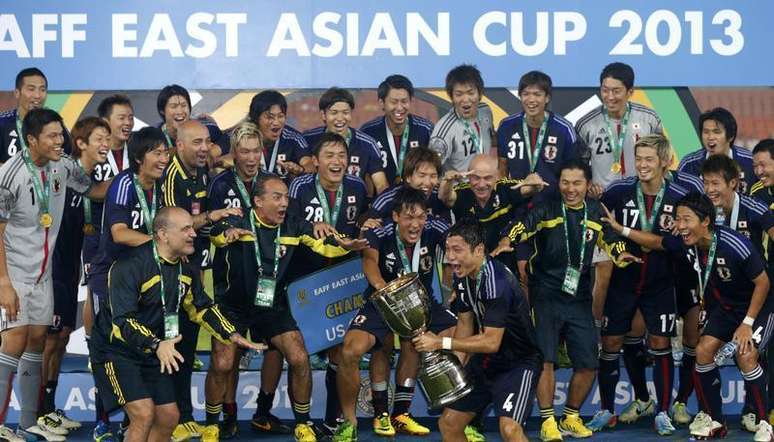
0, 1, 772, 89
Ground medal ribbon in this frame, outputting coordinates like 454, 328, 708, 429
314, 174, 343, 227
635, 181, 666, 231
152, 242, 183, 315
463, 118, 482, 154
234, 170, 257, 209
694, 233, 718, 301
562, 202, 588, 273
521, 112, 549, 172
77, 159, 93, 226
603, 103, 631, 172
15, 116, 27, 152
131, 174, 157, 233
21, 148, 50, 224
395, 225, 422, 273
385, 121, 410, 176
248, 210, 281, 278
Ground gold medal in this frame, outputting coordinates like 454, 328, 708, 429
39, 213, 52, 228
611, 162, 622, 173
83, 224, 96, 235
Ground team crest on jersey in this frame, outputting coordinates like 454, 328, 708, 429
544, 145, 557, 162
278, 154, 286, 162
53, 178, 61, 193
584, 229, 595, 243
279, 245, 288, 258
351, 156, 360, 164
663, 204, 674, 213
492, 194, 501, 208
410, 141, 419, 148
346, 205, 358, 221
716, 266, 732, 281
347, 195, 356, 203
420, 255, 433, 272
717, 258, 726, 265
191, 202, 201, 215
548, 136, 557, 144
739, 221, 748, 228
659, 214, 674, 230
348, 165, 361, 176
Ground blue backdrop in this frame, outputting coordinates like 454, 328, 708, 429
1, 1, 771, 89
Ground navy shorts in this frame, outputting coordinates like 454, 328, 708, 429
702, 307, 774, 351
220, 303, 299, 344
602, 286, 677, 337
532, 289, 598, 369
348, 300, 457, 347
50, 278, 79, 332
676, 284, 700, 317
447, 360, 540, 424
97, 355, 176, 411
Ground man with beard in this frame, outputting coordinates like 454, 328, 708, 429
361, 75, 434, 185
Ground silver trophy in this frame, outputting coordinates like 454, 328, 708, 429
371, 273, 472, 408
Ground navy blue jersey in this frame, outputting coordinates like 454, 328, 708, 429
669, 170, 704, 194
360, 115, 433, 185
452, 178, 527, 251
663, 226, 767, 311
716, 193, 774, 259
453, 258, 542, 372
363, 218, 449, 300
678, 146, 755, 194
160, 118, 230, 155
750, 181, 774, 273
89, 169, 164, 294
368, 184, 450, 222
601, 177, 689, 295
51, 189, 85, 289
261, 125, 311, 181
302, 126, 384, 181
496, 111, 581, 205
207, 168, 256, 212
82, 160, 120, 263
0, 108, 73, 163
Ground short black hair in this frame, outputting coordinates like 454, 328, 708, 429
676, 192, 715, 229
392, 187, 428, 215
156, 84, 192, 120
700, 154, 740, 184
445, 64, 484, 98
753, 139, 774, 158
402, 146, 441, 181
313, 132, 348, 157
559, 159, 592, 182
15, 67, 47, 90
699, 107, 737, 146
252, 172, 286, 199
377, 74, 414, 101
518, 70, 552, 97
97, 94, 133, 119
319, 87, 355, 112
22, 108, 63, 143
446, 218, 485, 250
128, 127, 167, 173
600, 62, 635, 90
249, 90, 288, 123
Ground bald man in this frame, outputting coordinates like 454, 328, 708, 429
162, 120, 241, 439
439, 154, 546, 252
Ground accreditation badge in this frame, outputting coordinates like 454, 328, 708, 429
254, 277, 277, 307
164, 313, 179, 339
561, 266, 581, 295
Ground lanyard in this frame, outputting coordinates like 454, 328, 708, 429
21, 148, 50, 219
248, 210, 281, 277
234, 170, 257, 208
716, 193, 740, 229
264, 136, 281, 173
395, 225, 421, 273
314, 174, 343, 227
694, 233, 718, 300
15, 115, 27, 152
106, 143, 129, 175
636, 181, 666, 231
162, 126, 174, 148
462, 117, 482, 154
77, 159, 93, 225
385, 120, 410, 175
152, 242, 183, 315
521, 112, 549, 172
562, 202, 588, 269
343, 128, 352, 147
131, 174, 157, 233
602, 103, 631, 169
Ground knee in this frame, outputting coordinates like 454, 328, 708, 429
439, 414, 462, 436
737, 350, 759, 372
286, 349, 310, 374
211, 351, 235, 375
127, 403, 154, 427
695, 340, 715, 364
155, 405, 180, 429
500, 420, 526, 441
341, 339, 366, 366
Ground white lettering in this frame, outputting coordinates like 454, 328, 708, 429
511, 12, 549, 56
60, 14, 87, 58
185, 13, 216, 58
140, 13, 184, 58
312, 12, 342, 57
346, 13, 359, 55
64, 388, 87, 410
0, 15, 30, 57
361, 13, 404, 56
217, 13, 245, 57
32, 14, 58, 58
267, 13, 310, 57
553, 12, 586, 55
406, 12, 449, 56
473, 11, 507, 57
112, 14, 138, 57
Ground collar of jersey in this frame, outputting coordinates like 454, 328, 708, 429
172, 154, 196, 180
254, 213, 279, 229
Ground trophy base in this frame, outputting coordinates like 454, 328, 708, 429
418, 351, 473, 409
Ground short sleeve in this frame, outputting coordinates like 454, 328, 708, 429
428, 136, 450, 165
0, 186, 15, 222
64, 157, 92, 194
661, 234, 684, 254
742, 248, 766, 282
482, 296, 508, 328
105, 183, 133, 228
364, 227, 383, 250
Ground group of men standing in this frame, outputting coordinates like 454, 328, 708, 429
0, 59, 771, 442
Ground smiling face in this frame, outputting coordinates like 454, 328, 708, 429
753, 150, 774, 187
138, 143, 170, 181
77, 126, 110, 165
519, 85, 550, 121
28, 121, 65, 163
445, 235, 485, 278
253, 178, 289, 225
468, 156, 498, 202
381, 88, 411, 128
634, 145, 668, 184
162, 209, 197, 257
600, 77, 633, 117
559, 168, 589, 207
314, 141, 348, 186
177, 121, 210, 169
106, 104, 134, 145
392, 203, 428, 246
701, 119, 732, 156
703, 171, 737, 210
451, 82, 481, 120
15, 75, 47, 115
163, 95, 191, 132
257, 104, 287, 144
404, 162, 439, 198
322, 101, 352, 137
674, 205, 711, 247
